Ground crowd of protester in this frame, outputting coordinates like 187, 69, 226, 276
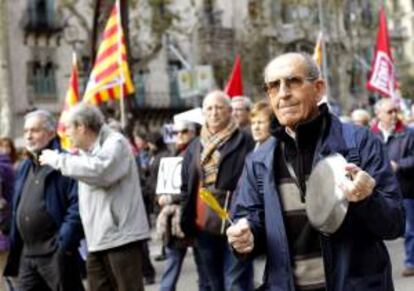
0, 52, 412, 291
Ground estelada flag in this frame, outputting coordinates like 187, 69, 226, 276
224, 55, 243, 98
57, 53, 80, 150
83, 1, 134, 105
366, 7, 397, 99
313, 32, 323, 69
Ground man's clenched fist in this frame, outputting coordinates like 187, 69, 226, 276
226, 218, 254, 254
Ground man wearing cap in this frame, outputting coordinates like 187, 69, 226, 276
227, 53, 404, 291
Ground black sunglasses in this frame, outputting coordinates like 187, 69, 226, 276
173, 129, 190, 135
386, 108, 398, 114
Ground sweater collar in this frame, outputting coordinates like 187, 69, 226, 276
271, 103, 330, 149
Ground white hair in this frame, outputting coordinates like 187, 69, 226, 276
264, 52, 320, 83
24, 110, 56, 132
202, 90, 232, 109
231, 96, 252, 110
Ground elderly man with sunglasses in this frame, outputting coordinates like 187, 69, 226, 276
227, 53, 404, 291
372, 98, 414, 277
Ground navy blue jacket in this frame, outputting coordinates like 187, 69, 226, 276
372, 120, 414, 199
232, 114, 404, 291
180, 129, 254, 237
4, 139, 83, 276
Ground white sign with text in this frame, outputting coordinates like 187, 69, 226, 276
156, 157, 183, 194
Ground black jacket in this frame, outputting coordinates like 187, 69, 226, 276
372, 120, 414, 199
180, 129, 254, 237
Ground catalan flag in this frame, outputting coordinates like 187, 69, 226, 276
83, 1, 134, 105
58, 53, 80, 150
313, 32, 323, 68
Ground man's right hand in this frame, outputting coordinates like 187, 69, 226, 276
226, 218, 254, 254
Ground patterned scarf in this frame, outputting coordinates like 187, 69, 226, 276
200, 120, 237, 186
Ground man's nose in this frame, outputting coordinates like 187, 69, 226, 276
278, 81, 290, 97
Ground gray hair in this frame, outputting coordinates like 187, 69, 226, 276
231, 96, 252, 111
374, 98, 396, 114
202, 90, 232, 109
264, 52, 320, 83
24, 110, 56, 132
351, 108, 371, 120
68, 103, 105, 133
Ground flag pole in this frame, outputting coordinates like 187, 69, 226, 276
116, 0, 126, 128
318, 0, 330, 101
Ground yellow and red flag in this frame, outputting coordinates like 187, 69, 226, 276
313, 32, 323, 69
58, 53, 80, 150
83, 1, 134, 105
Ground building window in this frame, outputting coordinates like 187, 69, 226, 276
168, 60, 185, 108
133, 70, 147, 108
27, 60, 57, 101
281, 3, 296, 24
26, 0, 57, 32
248, 0, 263, 21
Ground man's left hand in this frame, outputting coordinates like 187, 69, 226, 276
39, 149, 60, 169
342, 163, 376, 202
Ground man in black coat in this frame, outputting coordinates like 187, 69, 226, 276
180, 90, 255, 291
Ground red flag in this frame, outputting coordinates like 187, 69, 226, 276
366, 7, 397, 99
224, 55, 243, 98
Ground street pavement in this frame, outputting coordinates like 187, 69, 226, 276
146, 238, 414, 290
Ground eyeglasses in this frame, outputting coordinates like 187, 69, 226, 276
173, 129, 190, 135
263, 76, 318, 94
386, 109, 398, 115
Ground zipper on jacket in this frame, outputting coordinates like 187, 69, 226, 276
221, 190, 231, 234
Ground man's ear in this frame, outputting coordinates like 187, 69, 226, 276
314, 79, 326, 103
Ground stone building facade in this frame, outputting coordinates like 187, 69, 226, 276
1, 0, 406, 139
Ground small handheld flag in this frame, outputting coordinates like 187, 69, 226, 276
199, 188, 233, 225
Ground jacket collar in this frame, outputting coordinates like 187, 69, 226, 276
88, 125, 112, 155
218, 129, 244, 162
250, 136, 277, 170
270, 103, 330, 149
371, 119, 405, 134
253, 108, 350, 170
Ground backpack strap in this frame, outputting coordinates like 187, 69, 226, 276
341, 122, 360, 166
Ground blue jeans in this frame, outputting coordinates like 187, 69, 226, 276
159, 246, 186, 291
404, 199, 414, 268
195, 231, 253, 291
160, 246, 210, 291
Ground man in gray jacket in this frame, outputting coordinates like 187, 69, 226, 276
39, 104, 150, 291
